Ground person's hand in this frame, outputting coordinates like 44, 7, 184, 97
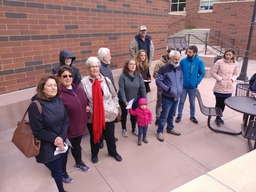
57, 142, 65, 151
54, 136, 63, 147
252, 92, 256, 98
125, 102, 128, 106
86, 106, 90, 112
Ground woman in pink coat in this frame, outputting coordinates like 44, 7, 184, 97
129, 98, 152, 145
211, 49, 238, 127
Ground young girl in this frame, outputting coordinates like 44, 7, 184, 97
129, 98, 152, 146
211, 49, 238, 127
135, 49, 152, 93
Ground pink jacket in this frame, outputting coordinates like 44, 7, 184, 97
129, 98, 152, 126
211, 58, 238, 94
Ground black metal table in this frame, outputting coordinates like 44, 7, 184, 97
225, 96, 256, 151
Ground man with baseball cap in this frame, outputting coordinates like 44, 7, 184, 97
129, 25, 154, 63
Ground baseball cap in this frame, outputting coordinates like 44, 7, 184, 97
139, 25, 147, 31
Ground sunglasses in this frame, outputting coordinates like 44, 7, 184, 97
62, 75, 73, 78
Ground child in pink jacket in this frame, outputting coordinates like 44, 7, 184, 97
129, 98, 152, 145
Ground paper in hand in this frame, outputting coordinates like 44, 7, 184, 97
126, 98, 135, 109
54, 142, 68, 155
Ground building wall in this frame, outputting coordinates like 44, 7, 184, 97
0, 0, 169, 94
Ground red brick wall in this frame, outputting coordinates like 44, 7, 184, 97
168, 14, 186, 34
0, 0, 169, 94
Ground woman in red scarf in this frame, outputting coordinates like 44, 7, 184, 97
80, 56, 122, 164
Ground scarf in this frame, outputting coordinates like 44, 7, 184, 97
92, 79, 105, 144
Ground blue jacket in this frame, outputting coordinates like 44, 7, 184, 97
180, 54, 205, 89
156, 63, 183, 101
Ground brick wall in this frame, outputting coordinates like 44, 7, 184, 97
0, 0, 169, 94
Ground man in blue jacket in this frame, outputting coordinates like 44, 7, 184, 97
156, 51, 183, 142
175, 45, 205, 124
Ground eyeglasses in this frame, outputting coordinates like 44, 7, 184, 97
62, 75, 73, 78
89, 65, 100, 69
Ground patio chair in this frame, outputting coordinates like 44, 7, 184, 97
242, 120, 256, 151
235, 83, 250, 96
180, 36, 189, 50
173, 37, 184, 53
196, 89, 241, 135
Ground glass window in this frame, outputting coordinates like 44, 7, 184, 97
170, 0, 186, 12
200, 0, 218, 10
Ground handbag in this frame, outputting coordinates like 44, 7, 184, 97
104, 77, 121, 123
11, 100, 42, 158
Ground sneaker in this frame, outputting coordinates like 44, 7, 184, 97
115, 137, 118, 142
99, 141, 104, 149
112, 154, 122, 162
167, 129, 181, 136
215, 119, 221, 127
190, 117, 198, 124
75, 162, 90, 172
142, 138, 148, 143
155, 119, 159, 126
138, 139, 142, 146
219, 118, 224, 125
62, 172, 73, 183
91, 156, 98, 164
175, 117, 181, 123
132, 129, 138, 136
122, 129, 128, 138
157, 133, 164, 142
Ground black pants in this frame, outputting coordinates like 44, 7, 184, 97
62, 135, 83, 173
44, 155, 65, 192
87, 121, 117, 158
215, 95, 230, 118
119, 100, 138, 131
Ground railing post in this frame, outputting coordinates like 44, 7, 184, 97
188, 33, 190, 45
205, 33, 208, 55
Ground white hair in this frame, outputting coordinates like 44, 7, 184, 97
85, 56, 101, 69
97, 47, 110, 61
169, 50, 181, 58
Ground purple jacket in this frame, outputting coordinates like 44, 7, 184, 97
129, 98, 152, 126
60, 82, 90, 138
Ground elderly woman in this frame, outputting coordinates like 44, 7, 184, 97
57, 66, 90, 183
28, 75, 68, 192
80, 56, 122, 164
118, 58, 147, 138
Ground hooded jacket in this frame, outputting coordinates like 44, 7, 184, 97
60, 82, 90, 138
28, 96, 69, 164
153, 54, 169, 79
211, 58, 238, 94
180, 54, 205, 89
52, 50, 82, 85
129, 98, 152, 126
156, 63, 183, 101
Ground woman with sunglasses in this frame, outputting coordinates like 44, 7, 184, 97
57, 66, 91, 183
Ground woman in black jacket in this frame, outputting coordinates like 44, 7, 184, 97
28, 75, 69, 192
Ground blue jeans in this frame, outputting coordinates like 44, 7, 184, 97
138, 126, 148, 139
157, 97, 178, 133
44, 155, 65, 192
155, 89, 162, 119
177, 88, 196, 118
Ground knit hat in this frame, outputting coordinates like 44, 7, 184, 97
138, 98, 147, 106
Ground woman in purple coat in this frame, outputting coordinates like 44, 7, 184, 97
57, 66, 91, 183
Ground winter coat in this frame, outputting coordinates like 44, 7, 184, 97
153, 54, 169, 79
118, 72, 147, 103
156, 63, 183, 101
180, 54, 205, 89
52, 50, 82, 85
129, 98, 152, 126
211, 58, 238, 94
80, 74, 119, 123
28, 96, 69, 164
60, 82, 90, 138
129, 34, 154, 62
100, 61, 117, 91
252, 79, 256, 93
138, 64, 151, 93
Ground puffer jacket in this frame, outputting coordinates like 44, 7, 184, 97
156, 63, 183, 101
129, 98, 152, 126
28, 96, 69, 164
52, 50, 82, 84
60, 82, 90, 138
80, 74, 119, 123
211, 58, 238, 94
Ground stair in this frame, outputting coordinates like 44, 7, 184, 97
172, 29, 210, 44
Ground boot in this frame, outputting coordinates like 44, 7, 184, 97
137, 138, 142, 146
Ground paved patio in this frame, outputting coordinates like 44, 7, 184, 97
1, 54, 255, 192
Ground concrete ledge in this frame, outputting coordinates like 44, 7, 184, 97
199, 54, 216, 68
204, 67, 212, 78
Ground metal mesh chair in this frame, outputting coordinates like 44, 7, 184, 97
235, 83, 249, 96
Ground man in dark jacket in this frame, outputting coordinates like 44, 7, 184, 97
129, 25, 154, 63
155, 51, 183, 142
52, 50, 82, 85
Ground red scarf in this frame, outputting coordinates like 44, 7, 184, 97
92, 79, 105, 144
